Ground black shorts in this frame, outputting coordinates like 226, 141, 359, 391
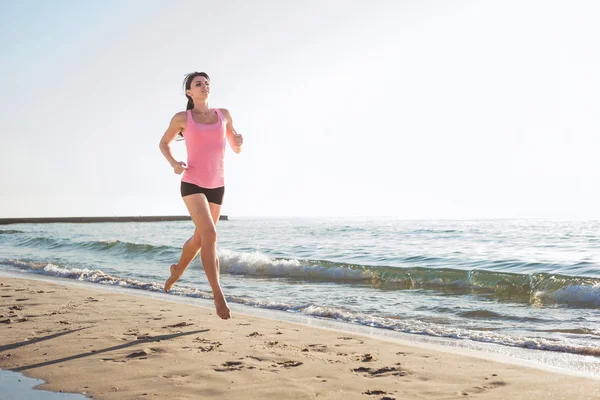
180, 182, 225, 205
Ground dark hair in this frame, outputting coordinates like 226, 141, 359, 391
183, 71, 210, 110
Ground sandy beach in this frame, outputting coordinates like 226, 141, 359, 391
1, 276, 599, 400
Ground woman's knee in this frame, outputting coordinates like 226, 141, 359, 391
190, 231, 202, 248
198, 227, 217, 243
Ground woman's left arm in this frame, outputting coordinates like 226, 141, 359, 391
221, 108, 243, 154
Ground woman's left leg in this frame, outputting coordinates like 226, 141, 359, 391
208, 201, 222, 275
164, 201, 222, 292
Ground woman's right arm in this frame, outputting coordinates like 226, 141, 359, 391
159, 112, 187, 173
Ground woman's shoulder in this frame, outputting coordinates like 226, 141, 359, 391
174, 110, 188, 119
172, 110, 188, 125
217, 108, 232, 121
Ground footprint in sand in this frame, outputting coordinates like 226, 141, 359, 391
127, 350, 151, 359
160, 373, 189, 379
194, 337, 223, 353
101, 348, 167, 362
162, 322, 194, 328
363, 390, 387, 395
460, 379, 508, 396
302, 344, 327, 352
223, 361, 243, 367
338, 336, 364, 344
194, 338, 221, 345
277, 361, 303, 368
354, 353, 376, 362
198, 345, 218, 352
245, 355, 268, 362
352, 366, 408, 378
85, 297, 99, 302
214, 361, 244, 371
101, 358, 127, 363
194, 339, 222, 352
137, 333, 161, 341
125, 347, 167, 359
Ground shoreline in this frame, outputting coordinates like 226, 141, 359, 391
1, 275, 599, 399
2, 270, 600, 379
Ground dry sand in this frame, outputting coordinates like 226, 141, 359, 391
1, 276, 599, 399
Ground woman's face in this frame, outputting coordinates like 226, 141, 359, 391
187, 76, 210, 100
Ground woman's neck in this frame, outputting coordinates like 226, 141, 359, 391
193, 102, 210, 113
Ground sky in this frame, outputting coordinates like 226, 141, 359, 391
1, 0, 599, 219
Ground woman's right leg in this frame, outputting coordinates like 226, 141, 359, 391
182, 193, 230, 320
164, 233, 202, 293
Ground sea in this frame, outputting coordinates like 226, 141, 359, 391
1, 217, 600, 376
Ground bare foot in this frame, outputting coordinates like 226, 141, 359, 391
214, 297, 231, 320
164, 264, 179, 293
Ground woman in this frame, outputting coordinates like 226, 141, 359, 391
159, 72, 243, 320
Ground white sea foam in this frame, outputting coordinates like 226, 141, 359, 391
546, 284, 600, 306
218, 249, 373, 281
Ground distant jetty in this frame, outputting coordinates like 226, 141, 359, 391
0, 215, 228, 225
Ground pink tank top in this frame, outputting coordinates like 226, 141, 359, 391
181, 108, 226, 188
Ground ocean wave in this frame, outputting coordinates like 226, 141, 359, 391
15, 236, 177, 258
219, 250, 370, 281
535, 328, 600, 336
543, 284, 600, 307
216, 250, 600, 307
457, 310, 545, 323
0, 229, 24, 235
6, 236, 600, 307
410, 229, 459, 234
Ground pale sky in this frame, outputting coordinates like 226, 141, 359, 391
1, 0, 599, 219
